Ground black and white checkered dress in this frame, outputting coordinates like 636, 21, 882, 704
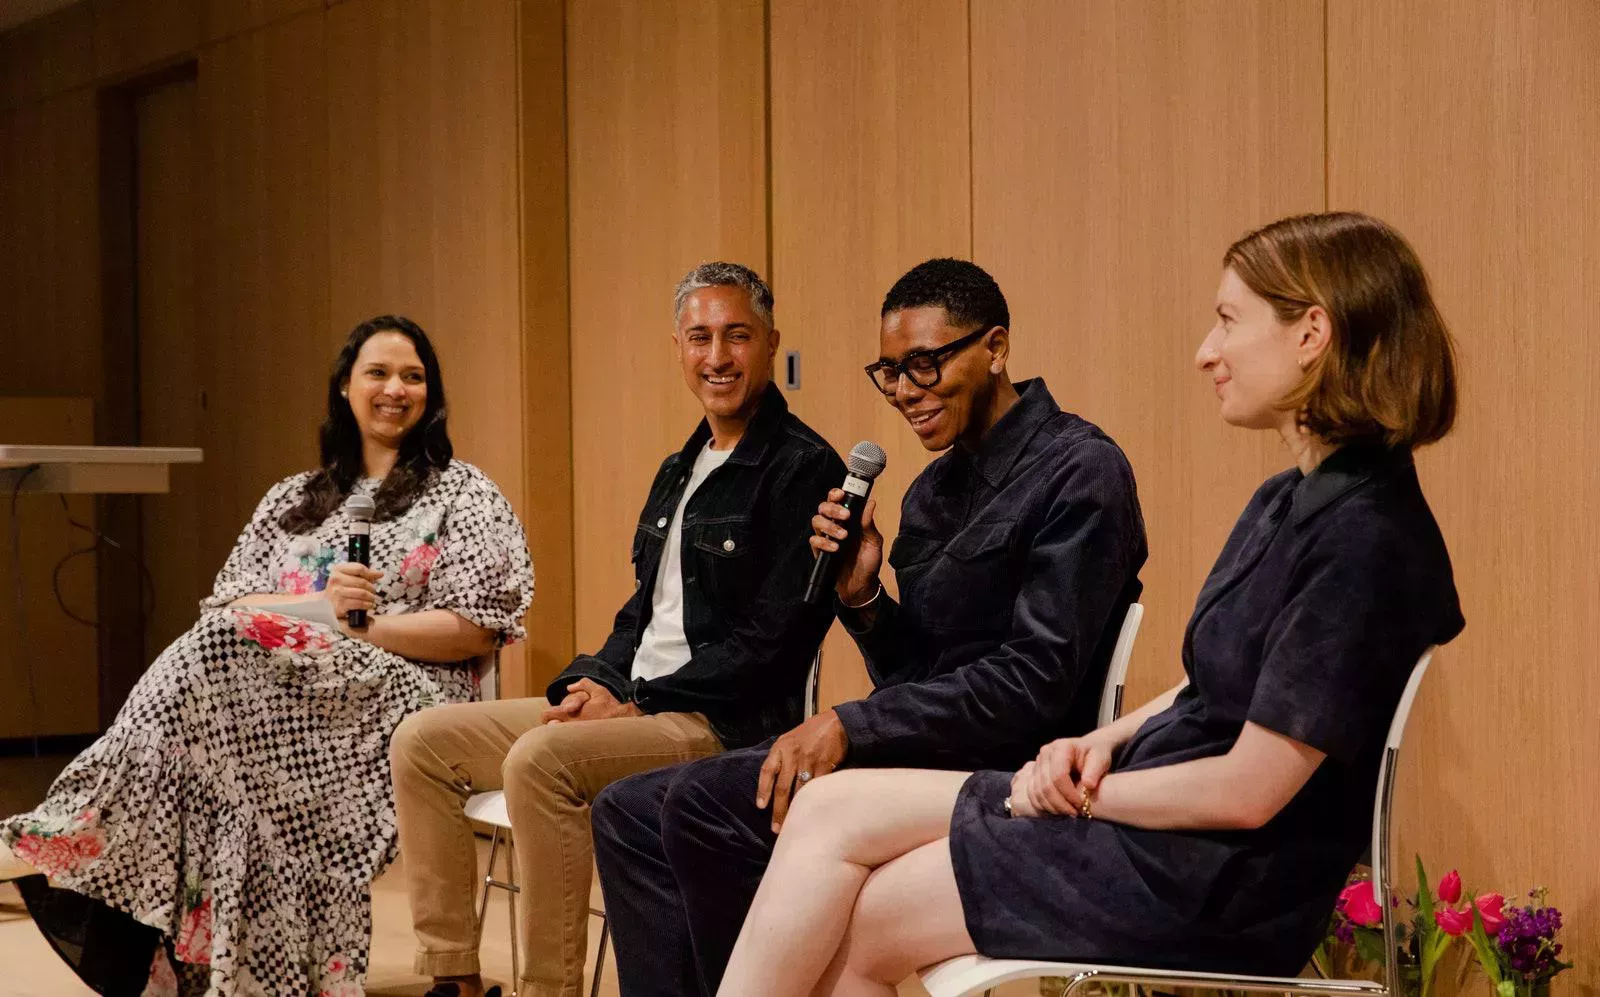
2, 460, 532, 996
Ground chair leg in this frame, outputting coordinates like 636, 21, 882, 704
589, 913, 610, 997
476, 827, 501, 946
507, 835, 520, 997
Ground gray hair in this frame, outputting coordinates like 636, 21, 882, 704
673, 262, 775, 328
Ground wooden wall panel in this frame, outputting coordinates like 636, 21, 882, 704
1330, 1, 1600, 986
91, 0, 201, 82
194, 9, 330, 577
518, 0, 575, 691
768, 0, 972, 707
0, 397, 98, 738
0, 3, 97, 110
971, 1, 1323, 707
135, 78, 205, 661
201, 0, 319, 46
326, 0, 535, 693
565, 0, 767, 654
0, 91, 101, 402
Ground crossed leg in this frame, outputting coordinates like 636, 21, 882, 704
716, 768, 979, 997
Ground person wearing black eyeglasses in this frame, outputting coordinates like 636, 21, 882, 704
590, 257, 1148, 997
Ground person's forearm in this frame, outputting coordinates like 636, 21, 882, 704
1093, 751, 1258, 831
1092, 678, 1188, 749
353, 609, 496, 663
226, 593, 309, 607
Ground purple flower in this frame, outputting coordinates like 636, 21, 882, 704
1495, 899, 1565, 979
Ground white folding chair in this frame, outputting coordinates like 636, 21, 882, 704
466, 650, 825, 997
919, 649, 1438, 997
1098, 603, 1144, 728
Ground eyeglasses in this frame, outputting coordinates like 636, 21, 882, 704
863, 326, 990, 395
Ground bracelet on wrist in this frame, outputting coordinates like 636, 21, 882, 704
840, 583, 882, 611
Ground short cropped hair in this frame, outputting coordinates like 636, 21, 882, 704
674, 262, 774, 328
881, 258, 1010, 332
1225, 212, 1458, 448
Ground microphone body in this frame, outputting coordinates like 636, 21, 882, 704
804, 441, 888, 605
345, 494, 377, 628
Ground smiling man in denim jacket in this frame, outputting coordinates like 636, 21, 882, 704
389, 263, 842, 997
591, 258, 1149, 997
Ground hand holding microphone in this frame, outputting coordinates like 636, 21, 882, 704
806, 441, 888, 606
331, 494, 380, 631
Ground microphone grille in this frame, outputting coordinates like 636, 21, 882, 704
344, 493, 377, 522
846, 440, 888, 480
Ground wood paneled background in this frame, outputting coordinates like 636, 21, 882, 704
1, 0, 1595, 989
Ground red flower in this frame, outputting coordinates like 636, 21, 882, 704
239, 613, 292, 650
1475, 893, 1507, 935
14, 833, 82, 875
1339, 881, 1384, 927
400, 542, 440, 587
173, 895, 213, 965
1438, 869, 1462, 905
1435, 907, 1474, 936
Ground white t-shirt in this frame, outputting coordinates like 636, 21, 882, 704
630, 442, 734, 682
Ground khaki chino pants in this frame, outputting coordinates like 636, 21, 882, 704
390, 698, 722, 997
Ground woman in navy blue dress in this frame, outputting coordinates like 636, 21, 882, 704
715, 212, 1466, 996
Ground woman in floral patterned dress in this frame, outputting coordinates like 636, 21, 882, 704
1, 315, 532, 996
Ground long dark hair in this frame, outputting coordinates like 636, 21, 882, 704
278, 315, 453, 533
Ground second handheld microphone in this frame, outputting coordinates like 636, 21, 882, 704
804, 441, 888, 605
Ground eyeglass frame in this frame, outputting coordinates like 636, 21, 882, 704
862, 325, 993, 395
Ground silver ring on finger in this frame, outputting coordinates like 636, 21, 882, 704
798, 770, 812, 784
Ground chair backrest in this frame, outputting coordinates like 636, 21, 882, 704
1372, 649, 1435, 997
804, 650, 822, 719
1096, 603, 1144, 727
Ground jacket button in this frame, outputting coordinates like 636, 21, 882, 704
656, 516, 668, 528
723, 538, 736, 552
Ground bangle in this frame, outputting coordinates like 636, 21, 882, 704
1002, 795, 1014, 818
840, 583, 882, 610
1078, 785, 1095, 820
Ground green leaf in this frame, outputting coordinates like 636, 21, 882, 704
1355, 928, 1388, 967
1415, 856, 1436, 921
1465, 905, 1504, 986
1496, 981, 1516, 997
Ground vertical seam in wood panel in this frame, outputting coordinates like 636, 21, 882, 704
1322, 0, 1330, 210
514, 0, 531, 507
559, 0, 579, 655
762, 0, 774, 280
965, 0, 975, 255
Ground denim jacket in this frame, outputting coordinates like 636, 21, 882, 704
834, 379, 1148, 771
547, 386, 844, 748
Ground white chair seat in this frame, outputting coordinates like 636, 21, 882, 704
920, 954, 1386, 997
464, 789, 511, 829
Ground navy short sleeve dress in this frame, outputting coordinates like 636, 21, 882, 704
949, 443, 1465, 975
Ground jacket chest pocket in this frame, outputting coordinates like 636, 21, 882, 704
632, 520, 667, 590
904, 520, 1018, 633
688, 519, 757, 607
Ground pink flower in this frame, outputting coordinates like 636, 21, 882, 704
173, 895, 213, 965
279, 569, 314, 594
13, 833, 82, 876
1435, 906, 1474, 936
325, 954, 349, 976
1476, 893, 1507, 935
1339, 881, 1384, 926
1438, 869, 1462, 905
400, 542, 440, 587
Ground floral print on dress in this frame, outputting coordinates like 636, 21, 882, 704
232, 609, 334, 656
173, 878, 214, 965
8, 808, 107, 877
279, 538, 340, 594
1, 460, 531, 997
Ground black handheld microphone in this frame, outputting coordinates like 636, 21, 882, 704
345, 494, 376, 628
804, 441, 888, 605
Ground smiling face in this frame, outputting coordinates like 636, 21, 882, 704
877, 305, 1004, 451
343, 331, 427, 449
673, 285, 778, 423
1195, 267, 1323, 432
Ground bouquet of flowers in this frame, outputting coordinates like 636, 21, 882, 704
1463, 889, 1571, 997
1323, 859, 1572, 997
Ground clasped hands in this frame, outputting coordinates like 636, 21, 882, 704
541, 678, 644, 724
1007, 733, 1114, 819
